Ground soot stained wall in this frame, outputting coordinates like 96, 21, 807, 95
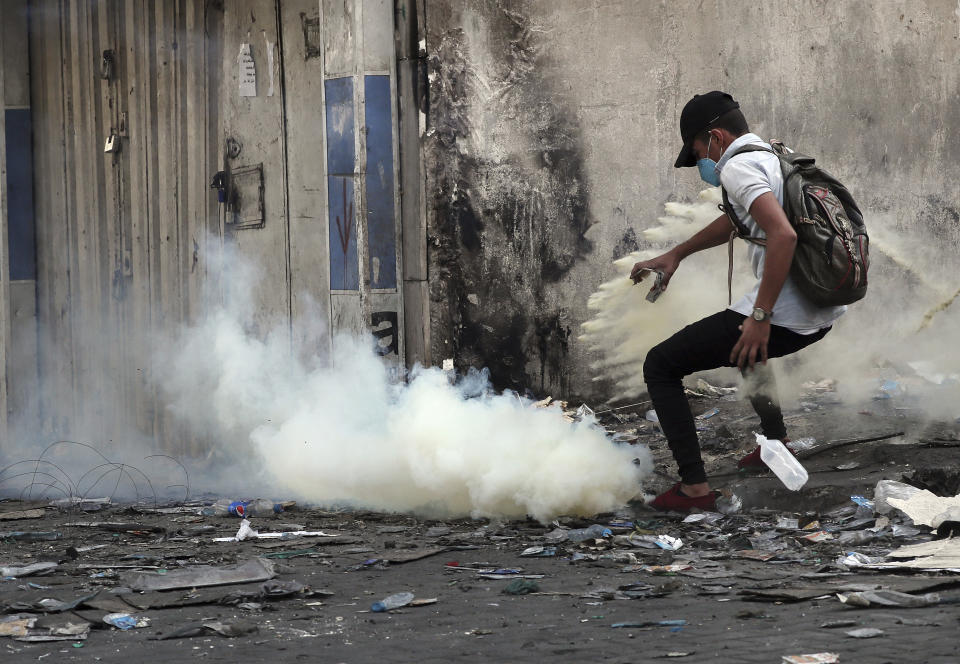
425, 1, 592, 395
425, 0, 960, 401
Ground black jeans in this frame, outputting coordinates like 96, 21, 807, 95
643, 309, 830, 485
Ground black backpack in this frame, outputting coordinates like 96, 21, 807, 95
721, 141, 869, 308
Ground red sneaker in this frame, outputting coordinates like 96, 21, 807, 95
650, 483, 718, 512
737, 438, 793, 470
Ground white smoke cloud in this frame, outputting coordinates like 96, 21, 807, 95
580, 188, 960, 422
155, 247, 650, 523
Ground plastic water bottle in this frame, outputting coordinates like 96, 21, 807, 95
757, 433, 808, 490
243, 499, 283, 517
567, 524, 613, 542
201, 499, 282, 517
371, 592, 415, 612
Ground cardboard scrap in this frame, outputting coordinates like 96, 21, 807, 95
887, 491, 960, 527
0, 509, 46, 521
880, 537, 960, 570
125, 558, 276, 592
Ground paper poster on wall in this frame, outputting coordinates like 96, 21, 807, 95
238, 43, 256, 97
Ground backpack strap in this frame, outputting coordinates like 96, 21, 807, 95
719, 143, 776, 305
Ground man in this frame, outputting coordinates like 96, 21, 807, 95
631, 91, 845, 512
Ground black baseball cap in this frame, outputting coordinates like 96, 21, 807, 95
674, 91, 740, 168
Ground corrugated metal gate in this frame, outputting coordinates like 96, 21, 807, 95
0, 0, 424, 454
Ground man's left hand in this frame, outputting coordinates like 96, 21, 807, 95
730, 317, 770, 370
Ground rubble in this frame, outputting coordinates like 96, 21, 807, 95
0, 374, 957, 661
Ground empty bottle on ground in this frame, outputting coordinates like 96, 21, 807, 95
757, 433, 809, 490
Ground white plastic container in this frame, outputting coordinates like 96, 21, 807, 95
756, 433, 809, 491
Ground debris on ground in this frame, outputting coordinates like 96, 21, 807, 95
0, 369, 958, 660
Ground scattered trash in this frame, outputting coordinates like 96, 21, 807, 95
882, 538, 960, 570
502, 579, 540, 595
543, 527, 569, 543
932, 506, 960, 537
0, 531, 62, 542
756, 434, 808, 490
789, 437, 818, 451
212, 526, 337, 542
820, 620, 858, 629
682, 513, 723, 525
801, 531, 833, 543
872, 479, 922, 514
235, 518, 257, 541
838, 589, 940, 608
645, 409, 660, 423
156, 620, 258, 640
103, 613, 149, 630
259, 579, 307, 598
567, 524, 612, 542
633, 564, 692, 574
782, 655, 840, 664
835, 462, 860, 471
371, 591, 415, 612
874, 379, 903, 400
694, 378, 737, 397
845, 627, 885, 639
611, 619, 686, 629
697, 407, 720, 420
851, 495, 874, 510
0, 562, 59, 578
201, 499, 287, 518
802, 378, 837, 393
575, 404, 596, 421
836, 552, 886, 568
776, 517, 800, 529
520, 546, 557, 557
884, 486, 960, 527
654, 535, 683, 551
716, 492, 742, 515
891, 524, 922, 538
125, 558, 276, 592
0, 509, 46, 521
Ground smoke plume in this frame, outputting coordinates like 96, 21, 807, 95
580, 188, 960, 422
154, 248, 650, 523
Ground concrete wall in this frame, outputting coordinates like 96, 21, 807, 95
423, 0, 960, 399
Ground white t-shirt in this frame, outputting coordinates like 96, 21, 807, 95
716, 133, 846, 335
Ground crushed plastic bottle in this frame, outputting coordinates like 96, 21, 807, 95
789, 437, 817, 451
757, 433, 808, 490
566, 524, 612, 542
371, 591, 415, 612
873, 479, 923, 515
716, 492, 742, 515
575, 404, 596, 422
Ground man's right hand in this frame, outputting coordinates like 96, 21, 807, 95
630, 250, 680, 292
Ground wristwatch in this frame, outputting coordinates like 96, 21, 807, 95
751, 306, 772, 322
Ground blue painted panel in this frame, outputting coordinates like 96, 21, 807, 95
328, 176, 359, 290
324, 77, 354, 176
5, 109, 36, 280
364, 75, 397, 289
